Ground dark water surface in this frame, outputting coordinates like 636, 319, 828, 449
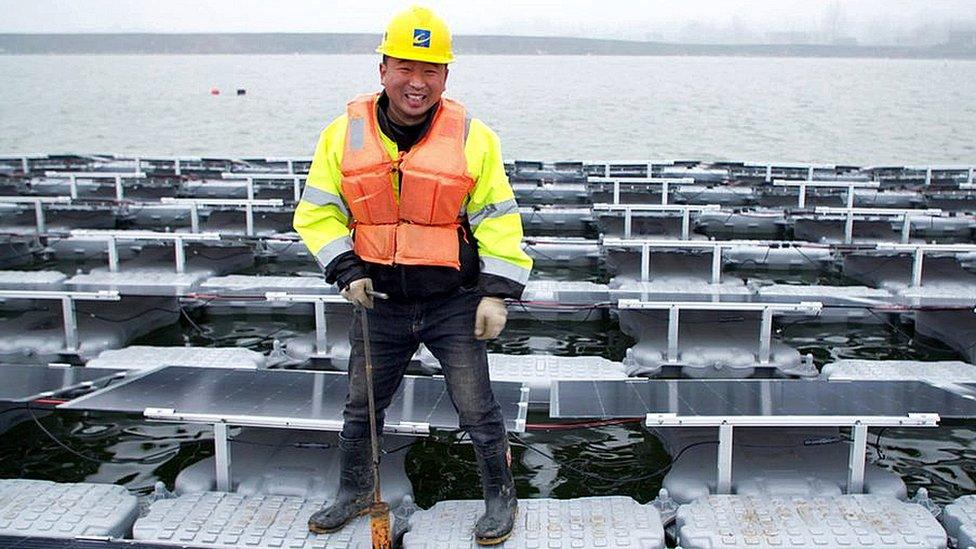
1, 308, 974, 509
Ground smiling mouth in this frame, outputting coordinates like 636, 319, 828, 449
405, 92, 426, 107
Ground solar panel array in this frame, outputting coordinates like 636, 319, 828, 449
60, 366, 528, 432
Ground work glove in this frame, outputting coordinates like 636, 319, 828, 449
340, 278, 374, 309
474, 297, 507, 340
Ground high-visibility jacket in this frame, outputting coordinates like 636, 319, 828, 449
293, 93, 532, 298
340, 93, 471, 269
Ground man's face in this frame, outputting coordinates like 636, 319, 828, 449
379, 57, 448, 125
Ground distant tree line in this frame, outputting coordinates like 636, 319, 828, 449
0, 33, 973, 58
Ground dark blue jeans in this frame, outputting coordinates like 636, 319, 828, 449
341, 288, 507, 456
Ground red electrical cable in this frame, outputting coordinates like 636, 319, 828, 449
525, 418, 643, 431
32, 398, 68, 405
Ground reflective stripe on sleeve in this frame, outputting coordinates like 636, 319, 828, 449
301, 185, 349, 218
315, 236, 354, 269
480, 256, 530, 286
468, 198, 519, 227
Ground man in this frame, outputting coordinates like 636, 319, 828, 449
293, 6, 532, 545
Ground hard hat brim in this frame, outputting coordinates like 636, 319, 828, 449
376, 45, 455, 65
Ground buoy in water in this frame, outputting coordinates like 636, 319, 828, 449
210, 87, 220, 96
237, 88, 246, 96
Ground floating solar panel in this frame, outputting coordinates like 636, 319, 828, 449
551, 379, 976, 494
61, 366, 529, 433
550, 379, 976, 424
0, 365, 126, 403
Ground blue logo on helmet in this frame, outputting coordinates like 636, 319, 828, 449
413, 28, 431, 48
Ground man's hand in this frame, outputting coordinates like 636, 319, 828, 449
341, 278, 374, 309
474, 297, 507, 340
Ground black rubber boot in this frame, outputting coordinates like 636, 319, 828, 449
473, 442, 518, 545
308, 436, 374, 534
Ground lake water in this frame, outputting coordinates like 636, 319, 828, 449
1, 54, 975, 163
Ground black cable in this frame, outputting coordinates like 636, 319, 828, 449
0, 243, 43, 262
190, 247, 259, 262
208, 325, 289, 346
25, 400, 174, 467
226, 437, 413, 454
727, 244, 774, 271
228, 437, 335, 450
513, 298, 607, 328
384, 441, 416, 455
863, 307, 969, 355
0, 406, 28, 417
508, 432, 718, 485
83, 306, 182, 324
120, 427, 198, 441
790, 243, 833, 271
873, 427, 888, 461
179, 299, 216, 341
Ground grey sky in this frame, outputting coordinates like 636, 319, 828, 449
1, 0, 974, 45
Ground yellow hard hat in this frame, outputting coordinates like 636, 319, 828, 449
376, 5, 455, 64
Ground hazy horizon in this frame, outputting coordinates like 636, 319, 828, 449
1, 0, 975, 47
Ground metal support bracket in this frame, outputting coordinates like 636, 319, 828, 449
815, 207, 942, 245
0, 196, 72, 235
70, 229, 220, 273
621, 300, 822, 368
646, 412, 938, 498
717, 423, 734, 493
265, 292, 346, 358
44, 171, 145, 201
314, 301, 328, 355
912, 248, 925, 287
0, 289, 120, 353
847, 423, 868, 493
874, 243, 976, 289
213, 423, 232, 492
666, 305, 679, 363
774, 180, 878, 209
60, 297, 78, 351
605, 238, 798, 285
160, 197, 283, 237
758, 307, 774, 364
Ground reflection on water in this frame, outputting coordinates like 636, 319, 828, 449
489, 318, 632, 360
868, 426, 976, 505
780, 321, 962, 367
0, 412, 213, 498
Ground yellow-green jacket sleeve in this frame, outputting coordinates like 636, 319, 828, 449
292, 115, 367, 287
464, 119, 533, 298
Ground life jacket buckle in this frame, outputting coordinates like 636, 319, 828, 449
390, 152, 405, 173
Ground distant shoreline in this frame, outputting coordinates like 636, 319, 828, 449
1, 33, 975, 59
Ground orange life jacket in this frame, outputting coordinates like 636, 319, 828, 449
340, 93, 474, 269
